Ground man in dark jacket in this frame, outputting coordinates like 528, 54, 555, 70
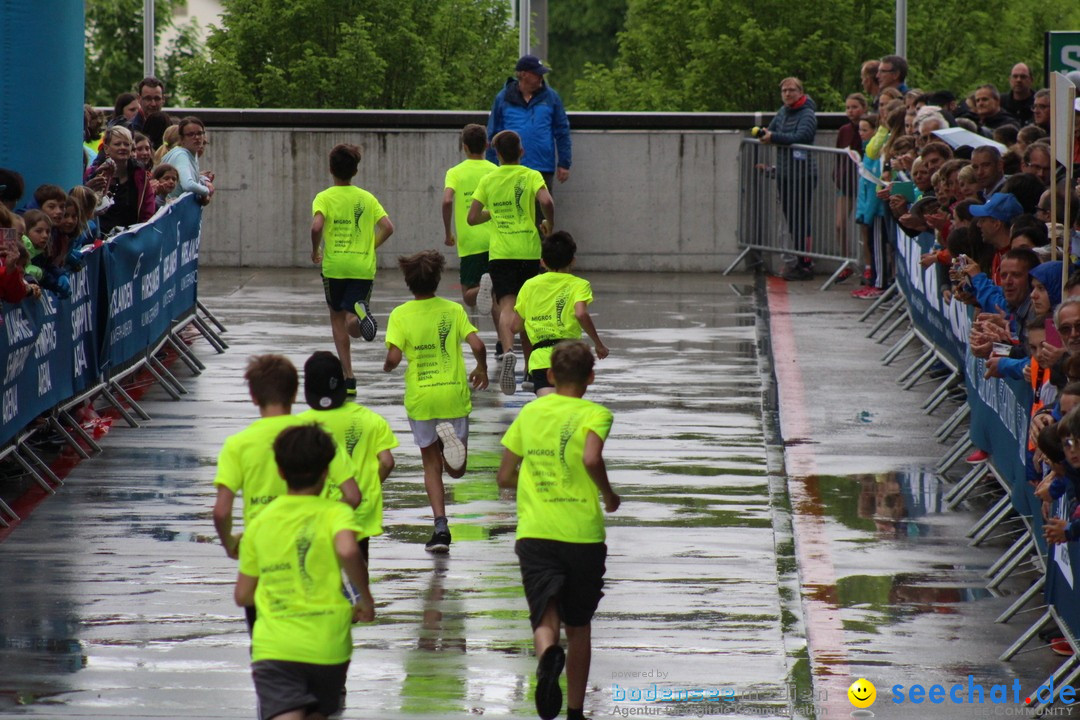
486, 55, 572, 188
761, 77, 818, 280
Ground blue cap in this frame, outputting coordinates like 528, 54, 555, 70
969, 193, 1023, 223
515, 54, 550, 75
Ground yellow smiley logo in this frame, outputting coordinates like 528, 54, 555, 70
848, 678, 877, 708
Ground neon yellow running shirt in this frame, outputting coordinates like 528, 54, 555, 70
385, 297, 477, 420
472, 165, 546, 260
445, 158, 498, 257
312, 185, 388, 280
239, 495, 360, 664
501, 393, 613, 543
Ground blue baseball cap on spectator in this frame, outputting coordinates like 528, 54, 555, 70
970, 193, 1023, 223
516, 54, 550, 75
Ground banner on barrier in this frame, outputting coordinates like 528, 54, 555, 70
0, 195, 201, 448
0, 253, 100, 448
893, 228, 968, 369
103, 197, 201, 369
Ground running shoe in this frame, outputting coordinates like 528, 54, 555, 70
965, 449, 989, 464
1052, 637, 1074, 656
498, 352, 517, 395
425, 530, 451, 554
345, 378, 356, 397
436, 421, 466, 472
836, 267, 854, 283
851, 286, 883, 299
535, 645, 566, 720
477, 273, 493, 315
353, 301, 378, 341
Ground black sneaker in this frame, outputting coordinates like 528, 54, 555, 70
425, 530, 451, 554
535, 645, 565, 720
353, 301, 378, 341
345, 378, 357, 397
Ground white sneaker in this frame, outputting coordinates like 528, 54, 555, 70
476, 273, 493, 316
436, 421, 466, 472
498, 352, 517, 396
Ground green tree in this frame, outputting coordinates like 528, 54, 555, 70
85, 0, 186, 107
177, 0, 519, 109
574, 0, 1080, 112
547, 0, 627, 107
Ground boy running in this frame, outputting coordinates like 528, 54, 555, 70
299, 351, 398, 572
497, 341, 620, 720
383, 250, 488, 553
513, 231, 608, 396
212, 355, 360, 629
468, 130, 554, 395
311, 143, 395, 395
235, 424, 375, 720
443, 123, 498, 320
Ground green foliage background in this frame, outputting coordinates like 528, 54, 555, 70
176, 0, 518, 109
84, 0, 1080, 112
570, 0, 1080, 111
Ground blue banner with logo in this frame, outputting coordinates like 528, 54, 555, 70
102, 195, 201, 369
890, 228, 1062, 625
0, 195, 201, 448
0, 253, 100, 447
892, 228, 967, 370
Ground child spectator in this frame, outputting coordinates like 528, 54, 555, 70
234, 424, 375, 720
513, 231, 609, 396
299, 350, 398, 575
68, 185, 100, 247
383, 250, 488, 553
496, 340, 620, 720
836, 93, 867, 276
20, 209, 48, 281
33, 184, 67, 226
310, 143, 395, 395
957, 165, 980, 201
467, 129, 555, 394
21, 209, 71, 297
443, 123, 498, 321
853, 113, 885, 297
212, 355, 359, 629
0, 228, 36, 303
151, 164, 179, 210
153, 124, 180, 166
133, 132, 154, 170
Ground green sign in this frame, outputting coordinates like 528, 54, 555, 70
1046, 31, 1080, 84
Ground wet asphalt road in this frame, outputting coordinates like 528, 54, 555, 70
0, 268, 1067, 719
0, 269, 792, 719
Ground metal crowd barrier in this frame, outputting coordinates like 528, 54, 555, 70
729, 138, 862, 289
858, 227, 1078, 717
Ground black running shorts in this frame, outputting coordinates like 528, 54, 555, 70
515, 538, 607, 630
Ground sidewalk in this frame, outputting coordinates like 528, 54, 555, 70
766, 275, 1063, 718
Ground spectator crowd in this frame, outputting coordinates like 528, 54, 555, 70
0, 77, 213, 308
808, 56, 1080, 656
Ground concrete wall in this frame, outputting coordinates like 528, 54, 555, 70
199, 126, 839, 272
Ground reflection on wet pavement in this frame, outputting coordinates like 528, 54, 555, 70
0, 270, 802, 719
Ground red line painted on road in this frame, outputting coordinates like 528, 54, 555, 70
767, 277, 853, 715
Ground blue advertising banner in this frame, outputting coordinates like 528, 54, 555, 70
892, 228, 967, 369
102, 195, 201, 369
1, 195, 201, 448
0, 258, 95, 447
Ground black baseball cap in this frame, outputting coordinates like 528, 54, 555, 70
304, 351, 346, 410
516, 54, 550, 75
